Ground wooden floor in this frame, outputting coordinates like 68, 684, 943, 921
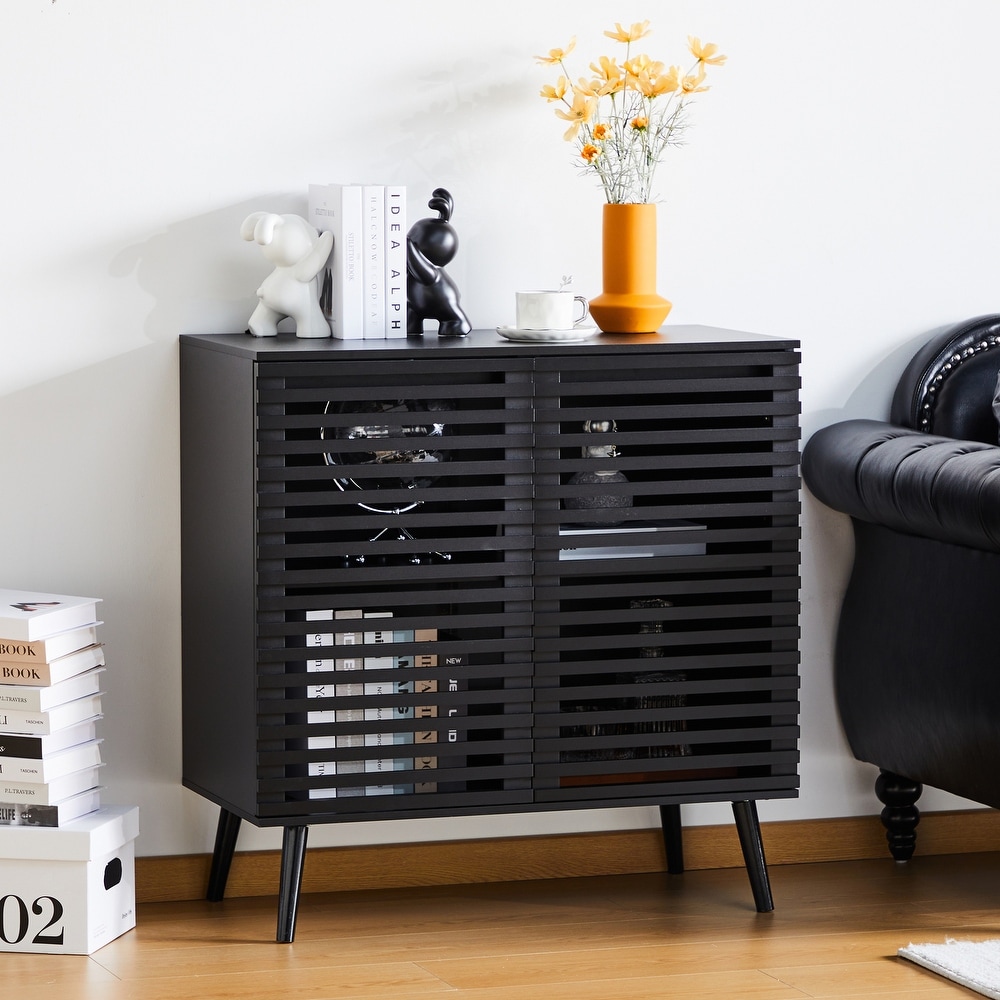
11, 851, 1000, 999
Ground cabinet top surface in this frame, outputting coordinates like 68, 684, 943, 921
180, 326, 799, 361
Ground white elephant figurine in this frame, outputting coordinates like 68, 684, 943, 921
241, 212, 333, 338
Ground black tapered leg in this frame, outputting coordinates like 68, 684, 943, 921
206, 808, 242, 902
875, 769, 922, 862
276, 825, 309, 943
659, 804, 684, 874
732, 800, 774, 913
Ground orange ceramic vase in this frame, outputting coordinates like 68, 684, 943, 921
588, 203, 672, 334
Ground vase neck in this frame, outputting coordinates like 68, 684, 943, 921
601, 204, 658, 292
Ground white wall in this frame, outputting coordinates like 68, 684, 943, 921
2, 0, 995, 857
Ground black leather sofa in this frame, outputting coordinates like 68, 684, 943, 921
802, 314, 1000, 860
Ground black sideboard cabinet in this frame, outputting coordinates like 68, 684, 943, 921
179, 327, 801, 941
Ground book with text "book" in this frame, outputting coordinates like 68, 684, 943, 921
0, 590, 101, 641
308, 184, 364, 340
0, 665, 103, 712
0, 624, 102, 664
0, 643, 105, 687
0, 786, 101, 827
0, 738, 102, 783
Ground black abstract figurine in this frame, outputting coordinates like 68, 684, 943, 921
406, 188, 472, 337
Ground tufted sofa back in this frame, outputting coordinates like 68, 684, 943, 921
889, 313, 1000, 443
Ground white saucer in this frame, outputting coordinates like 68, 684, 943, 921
496, 325, 598, 343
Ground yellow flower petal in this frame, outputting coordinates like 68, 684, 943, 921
554, 91, 597, 140
534, 37, 576, 65
624, 55, 663, 77
688, 36, 727, 65
604, 20, 651, 44
539, 77, 569, 102
587, 56, 625, 96
681, 66, 709, 94
636, 66, 679, 98
590, 54, 622, 82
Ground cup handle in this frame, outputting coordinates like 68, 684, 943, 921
573, 295, 590, 326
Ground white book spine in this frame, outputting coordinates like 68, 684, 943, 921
307, 609, 364, 799
362, 185, 386, 339
362, 615, 413, 794
0, 786, 101, 827
307, 184, 364, 340
0, 740, 103, 783
0, 765, 103, 805
0, 693, 103, 735
0, 590, 100, 642
384, 186, 407, 338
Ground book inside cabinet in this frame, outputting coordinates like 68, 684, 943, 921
179, 327, 802, 941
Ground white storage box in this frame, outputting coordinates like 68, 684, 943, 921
0, 804, 138, 954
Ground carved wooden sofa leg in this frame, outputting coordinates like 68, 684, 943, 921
875, 769, 922, 862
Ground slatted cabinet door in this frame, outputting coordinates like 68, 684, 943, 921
253, 356, 536, 820
531, 347, 801, 805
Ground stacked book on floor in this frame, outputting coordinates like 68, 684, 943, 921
307, 182, 407, 340
0, 590, 105, 827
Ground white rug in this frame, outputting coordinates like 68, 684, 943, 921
900, 939, 1000, 998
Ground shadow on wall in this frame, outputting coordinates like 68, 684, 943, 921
800, 318, 961, 606
795, 320, 966, 814
802, 322, 959, 442
0, 341, 183, 801
109, 193, 304, 343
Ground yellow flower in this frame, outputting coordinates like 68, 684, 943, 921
534, 38, 576, 65
630, 116, 648, 132
581, 75, 622, 98
580, 143, 601, 163
554, 90, 597, 140
604, 21, 651, 44
539, 77, 568, 102
688, 36, 727, 66
636, 65, 679, 98
592, 122, 610, 141
623, 54, 663, 78
588, 55, 624, 95
681, 66, 709, 94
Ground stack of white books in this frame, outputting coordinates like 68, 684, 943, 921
0, 590, 105, 827
307, 183, 407, 340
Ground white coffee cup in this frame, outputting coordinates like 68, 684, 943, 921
516, 290, 590, 331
